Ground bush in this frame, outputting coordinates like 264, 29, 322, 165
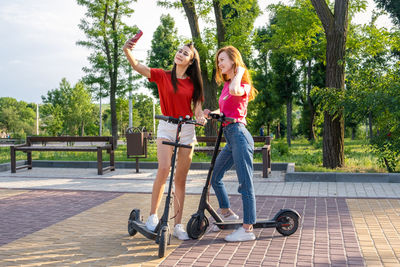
272, 140, 289, 156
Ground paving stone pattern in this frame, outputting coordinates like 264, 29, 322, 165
160, 196, 364, 267
0, 190, 122, 246
1, 167, 400, 266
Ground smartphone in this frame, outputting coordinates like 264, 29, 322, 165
130, 30, 143, 43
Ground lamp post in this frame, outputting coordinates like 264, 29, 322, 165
129, 89, 133, 129
99, 92, 102, 136
128, 68, 134, 130
36, 103, 39, 135
152, 97, 155, 135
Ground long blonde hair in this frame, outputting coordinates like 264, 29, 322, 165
215, 46, 257, 101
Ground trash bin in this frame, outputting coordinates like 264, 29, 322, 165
126, 127, 148, 173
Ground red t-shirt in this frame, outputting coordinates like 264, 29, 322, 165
148, 68, 194, 118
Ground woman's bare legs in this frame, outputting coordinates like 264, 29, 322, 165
150, 138, 173, 215
173, 145, 194, 226
150, 139, 194, 226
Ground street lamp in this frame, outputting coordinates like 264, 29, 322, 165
36, 103, 40, 135
99, 91, 102, 136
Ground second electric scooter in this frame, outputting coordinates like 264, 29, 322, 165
186, 113, 300, 239
128, 115, 201, 258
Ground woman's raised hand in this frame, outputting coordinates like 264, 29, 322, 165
123, 39, 136, 51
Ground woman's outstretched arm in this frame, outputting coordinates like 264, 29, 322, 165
123, 40, 151, 78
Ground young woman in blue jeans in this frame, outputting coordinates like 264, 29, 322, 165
204, 45, 258, 242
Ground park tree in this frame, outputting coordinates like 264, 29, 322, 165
133, 94, 160, 134
345, 14, 400, 171
116, 97, 139, 135
310, 0, 350, 168
76, 0, 138, 145
41, 78, 97, 136
269, 51, 300, 146
64, 82, 97, 136
374, 0, 400, 25
146, 14, 180, 98
157, 0, 259, 135
251, 27, 283, 137
0, 97, 36, 138
255, 1, 324, 142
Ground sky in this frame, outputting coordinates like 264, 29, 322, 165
0, 0, 394, 104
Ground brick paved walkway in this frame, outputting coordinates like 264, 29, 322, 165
1, 168, 400, 266
161, 196, 364, 267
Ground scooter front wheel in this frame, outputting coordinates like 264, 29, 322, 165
187, 214, 209, 239
276, 211, 299, 236
158, 225, 169, 258
128, 209, 139, 236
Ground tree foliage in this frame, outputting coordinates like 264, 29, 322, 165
0, 97, 36, 138
345, 15, 400, 171
374, 0, 400, 26
146, 14, 180, 98
76, 0, 138, 143
41, 78, 97, 136
157, 0, 260, 135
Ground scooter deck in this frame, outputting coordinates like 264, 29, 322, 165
130, 220, 158, 240
213, 219, 277, 230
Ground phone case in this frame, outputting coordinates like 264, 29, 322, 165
131, 30, 143, 43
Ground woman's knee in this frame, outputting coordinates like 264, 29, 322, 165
174, 176, 187, 188
211, 176, 221, 190
237, 182, 254, 196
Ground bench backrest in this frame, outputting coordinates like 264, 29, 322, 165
196, 136, 271, 145
26, 136, 114, 149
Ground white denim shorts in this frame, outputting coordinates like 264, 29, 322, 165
157, 119, 196, 145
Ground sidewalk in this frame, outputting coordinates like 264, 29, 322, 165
1, 168, 400, 266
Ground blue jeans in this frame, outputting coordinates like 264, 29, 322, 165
211, 123, 256, 225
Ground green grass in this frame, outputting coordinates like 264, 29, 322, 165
1, 138, 396, 173
269, 138, 389, 173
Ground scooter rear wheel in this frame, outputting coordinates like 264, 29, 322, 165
276, 211, 299, 236
187, 214, 209, 239
158, 225, 169, 258
128, 209, 139, 236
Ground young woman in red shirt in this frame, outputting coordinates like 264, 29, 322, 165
123, 40, 206, 240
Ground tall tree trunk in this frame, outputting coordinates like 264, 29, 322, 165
351, 127, 356, 140
213, 0, 225, 46
286, 98, 292, 146
311, 0, 348, 168
81, 123, 85, 136
276, 121, 281, 139
103, 2, 119, 147
181, 0, 220, 136
307, 59, 316, 141
368, 111, 373, 139
110, 88, 117, 145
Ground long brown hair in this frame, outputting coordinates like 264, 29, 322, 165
215, 45, 257, 101
171, 43, 204, 105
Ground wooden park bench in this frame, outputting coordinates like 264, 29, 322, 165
0, 138, 23, 145
10, 136, 115, 175
195, 136, 272, 178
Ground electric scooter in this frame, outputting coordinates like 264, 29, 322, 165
128, 115, 201, 258
186, 113, 300, 239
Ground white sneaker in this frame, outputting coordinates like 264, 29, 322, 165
224, 227, 256, 242
173, 224, 190, 240
145, 214, 158, 232
211, 212, 240, 232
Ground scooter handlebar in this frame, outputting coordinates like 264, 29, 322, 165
208, 113, 236, 123
155, 115, 204, 126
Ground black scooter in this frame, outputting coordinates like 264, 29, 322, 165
186, 113, 300, 239
128, 115, 201, 258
